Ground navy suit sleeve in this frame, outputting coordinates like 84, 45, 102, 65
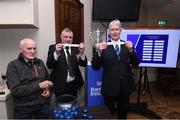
46, 45, 58, 69
129, 49, 140, 67
91, 49, 103, 70
78, 56, 87, 67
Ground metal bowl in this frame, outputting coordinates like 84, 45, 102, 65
56, 94, 77, 109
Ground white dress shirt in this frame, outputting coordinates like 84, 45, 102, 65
53, 46, 85, 82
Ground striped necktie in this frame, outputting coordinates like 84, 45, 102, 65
65, 46, 74, 77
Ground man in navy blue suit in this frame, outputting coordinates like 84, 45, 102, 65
91, 19, 139, 119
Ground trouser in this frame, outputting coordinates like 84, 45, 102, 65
104, 93, 130, 119
14, 102, 50, 119
55, 81, 78, 98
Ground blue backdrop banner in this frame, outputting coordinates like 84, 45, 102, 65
86, 62, 104, 106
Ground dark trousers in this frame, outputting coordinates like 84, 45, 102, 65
104, 93, 130, 119
14, 102, 50, 119
55, 81, 78, 98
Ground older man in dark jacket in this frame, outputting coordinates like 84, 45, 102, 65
6, 38, 53, 119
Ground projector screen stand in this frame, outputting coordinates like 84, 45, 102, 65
129, 67, 161, 119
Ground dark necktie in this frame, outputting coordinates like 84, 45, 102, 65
65, 47, 74, 77
28, 60, 33, 67
28, 60, 39, 77
115, 44, 120, 55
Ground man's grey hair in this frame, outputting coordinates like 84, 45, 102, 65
61, 28, 73, 35
20, 38, 35, 49
109, 19, 122, 28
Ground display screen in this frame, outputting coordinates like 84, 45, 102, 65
92, 0, 141, 21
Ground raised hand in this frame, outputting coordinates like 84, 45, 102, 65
79, 42, 85, 56
98, 41, 108, 54
55, 43, 63, 56
125, 41, 133, 53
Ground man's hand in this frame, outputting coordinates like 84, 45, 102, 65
39, 80, 53, 89
79, 42, 85, 56
41, 88, 51, 97
125, 41, 133, 53
55, 43, 63, 56
98, 41, 107, 54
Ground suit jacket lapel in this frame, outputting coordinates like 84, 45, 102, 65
120, 45, 126, 60
108, 45, 119, 60
60, 48, 68, 68
108, 45, 115, 54
70, 47, 77, 67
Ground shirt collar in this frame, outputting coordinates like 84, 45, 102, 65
18, 53, 38, 65
24, 58, 34, 66
111, 39, 121, 47
63, 46, 71, 54
63, 46, 71, 50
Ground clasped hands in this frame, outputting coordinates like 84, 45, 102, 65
39, 80, 53, 97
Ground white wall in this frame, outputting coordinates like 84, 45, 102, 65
0, 0, 37, 25
80, 0, 92, 61
36, 0, 56, 60
0, 0, 56, 75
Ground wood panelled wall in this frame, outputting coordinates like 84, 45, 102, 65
55, 0, 84, 44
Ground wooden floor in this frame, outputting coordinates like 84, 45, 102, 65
127, 81, 180, 119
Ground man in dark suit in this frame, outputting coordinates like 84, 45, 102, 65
91, 19, 139, 119
46, 28, 87, 98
